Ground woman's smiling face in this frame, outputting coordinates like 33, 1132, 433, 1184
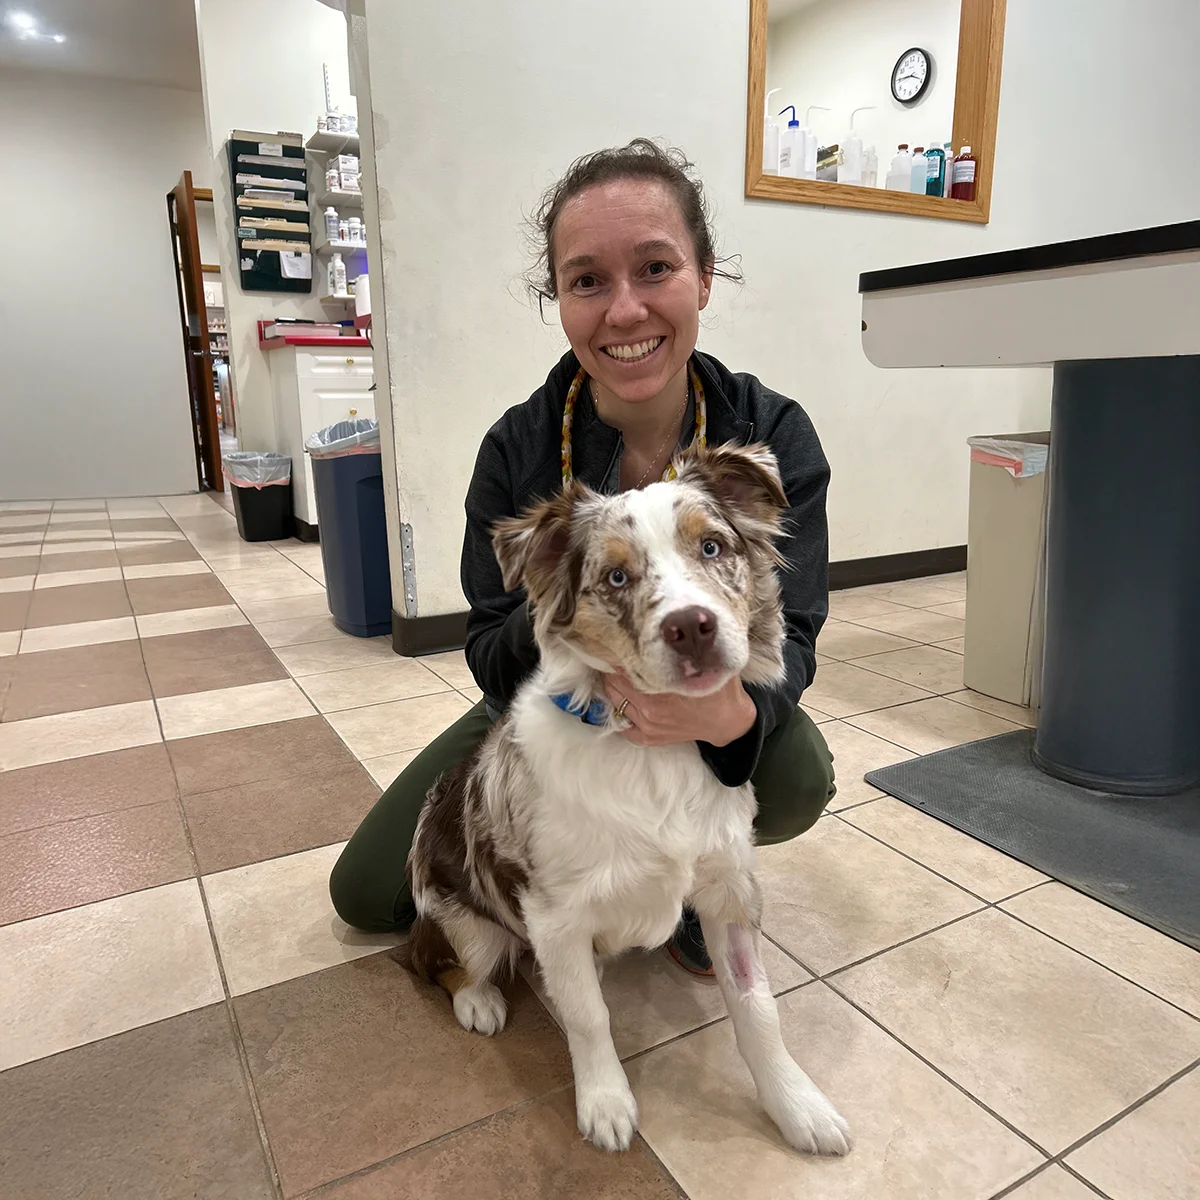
552, 179, 713, 405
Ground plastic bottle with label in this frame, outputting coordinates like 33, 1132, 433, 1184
924, 143, 946, 196
778, 106, 804, 177
950, 145, 977, 200
324, 207, 339, 241
330, 252, 347, 296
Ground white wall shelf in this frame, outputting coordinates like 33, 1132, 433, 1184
306, 130, 360, 154
318, 188, 363, 208
312, 229, 369, 255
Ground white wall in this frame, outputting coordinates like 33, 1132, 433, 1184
193, 0, 352, 454
0, 69, 209, 499
767, 0, 960, 165
363, 0, 1200, 616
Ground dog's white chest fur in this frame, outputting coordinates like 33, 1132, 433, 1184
511, 684, 756, 954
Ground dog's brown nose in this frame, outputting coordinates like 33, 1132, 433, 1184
661, 606, 718, 660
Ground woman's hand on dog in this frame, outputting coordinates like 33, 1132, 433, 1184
603, 672, 758, 747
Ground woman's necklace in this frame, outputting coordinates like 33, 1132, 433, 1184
561, 362, 707, 488
630, 394, 689, 490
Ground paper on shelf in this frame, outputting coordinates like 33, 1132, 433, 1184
279, 252, 313, 280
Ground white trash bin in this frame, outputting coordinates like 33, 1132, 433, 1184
964, 433, 1050, 709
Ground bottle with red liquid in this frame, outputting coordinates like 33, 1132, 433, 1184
950, 145, 977, 200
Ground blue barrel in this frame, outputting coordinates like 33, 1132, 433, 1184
309, 448, 391, 638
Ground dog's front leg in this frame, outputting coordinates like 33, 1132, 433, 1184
692, 870, 851, 1156
525, 906, 637, 1152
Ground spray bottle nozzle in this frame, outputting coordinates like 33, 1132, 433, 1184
778, 104, 800, 127
849, 105, 876, 133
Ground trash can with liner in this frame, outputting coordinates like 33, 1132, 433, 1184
305, 418, 391, 637
222, 451, 293, 542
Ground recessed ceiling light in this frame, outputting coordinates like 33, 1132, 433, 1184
5, 10, 67, 43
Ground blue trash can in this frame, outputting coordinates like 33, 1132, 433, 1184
305, 419, 391, 638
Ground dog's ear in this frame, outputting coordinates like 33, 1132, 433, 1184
492, 483, 587, 624
677, 442, 788, 536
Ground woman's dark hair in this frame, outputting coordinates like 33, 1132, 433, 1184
526, 138, 743, 306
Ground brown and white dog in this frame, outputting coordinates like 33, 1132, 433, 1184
405, 442, 850, 1156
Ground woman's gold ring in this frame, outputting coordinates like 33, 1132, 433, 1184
616, 697, 630, 719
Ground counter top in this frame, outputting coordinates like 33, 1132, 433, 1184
859, 220, 1200, 368
257, 320, 371, 350
859, 219, 1200, 294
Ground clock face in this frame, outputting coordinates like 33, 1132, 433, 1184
892, 47, 931, 104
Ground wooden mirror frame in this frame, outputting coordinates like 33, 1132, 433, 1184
745, 0, 1006, 224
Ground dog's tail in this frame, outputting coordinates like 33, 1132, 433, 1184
398, 913, 459, 986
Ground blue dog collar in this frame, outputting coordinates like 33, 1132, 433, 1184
549, 693, 609, 726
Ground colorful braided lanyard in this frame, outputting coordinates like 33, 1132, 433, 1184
560, 362, 707, 487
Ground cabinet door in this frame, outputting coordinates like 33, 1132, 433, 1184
297, 377, 377, 433
296, 350, 374, 380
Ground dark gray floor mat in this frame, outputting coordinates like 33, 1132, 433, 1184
865, 729, 1200, 950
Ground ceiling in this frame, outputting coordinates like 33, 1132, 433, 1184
0, 0, 201, 90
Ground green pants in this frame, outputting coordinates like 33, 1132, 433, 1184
330, 701, 835, 934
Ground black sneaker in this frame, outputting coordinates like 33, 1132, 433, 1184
666, 906, 714, 976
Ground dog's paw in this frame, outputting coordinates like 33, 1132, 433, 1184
576, 1078, 638, 1152
761, 1078, 852, 1157
453, 982, 508, 1036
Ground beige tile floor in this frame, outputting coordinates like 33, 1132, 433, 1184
0, 492, 1197, 1199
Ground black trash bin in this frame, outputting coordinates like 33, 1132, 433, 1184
222, 452, 294, 542
305, 419, 391, 637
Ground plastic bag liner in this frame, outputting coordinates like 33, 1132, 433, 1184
305, 417, 381, 459
222, 451, 291, 488
968, 434, 1049, 479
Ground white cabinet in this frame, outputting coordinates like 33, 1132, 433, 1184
266, 345, 376, 528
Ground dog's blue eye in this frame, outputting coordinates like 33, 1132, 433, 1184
701, 539, 721, 559
608, 568, 628, 588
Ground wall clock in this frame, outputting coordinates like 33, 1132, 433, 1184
892, 47, 932, 105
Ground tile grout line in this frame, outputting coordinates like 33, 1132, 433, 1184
150, 499, 290, 1200
988, 1056, 1200, 1199
998, 908, 1200, 1025
828, 810, 1061, 913
292, 1079, 580, 1198
159, 729, 288, 1196
763, 888, 1200, 1188
632, 1133, 693, 1200
985, 1160, 1111, 1200
829, 777, 1190, 1018
613, 941, 1058, 1175
804, 822, 1200, 1015
1052, 1163, 1114, 1199
818, 972, 1056, 1160
1044, 1055, 1200, 1164
171, 497, 449, 793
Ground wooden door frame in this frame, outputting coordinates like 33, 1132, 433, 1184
168, 170, 224, 490
745, 0, 1006, 223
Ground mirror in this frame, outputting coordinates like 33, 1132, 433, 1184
746, 0, 1006, 223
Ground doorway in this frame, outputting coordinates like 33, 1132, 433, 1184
167, 170, 226, 492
